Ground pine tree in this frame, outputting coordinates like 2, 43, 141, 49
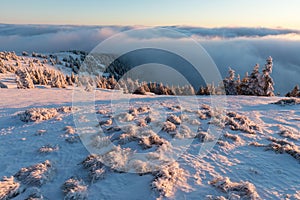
223, 67, 238, 95
236, 74, 241, 95
240, 72, 250, 95
286, 85, 300, 97
261, 56, 274, 96
248, 64, 261, 95
182, 85, 195, 95
175, 85, 183, 95
15, 69, 35, 89
210, 83, 216, 95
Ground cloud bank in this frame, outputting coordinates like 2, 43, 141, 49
0, 24, 299, 94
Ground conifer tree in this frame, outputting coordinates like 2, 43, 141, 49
224, 67, 238, 95
261, 56, 274, 96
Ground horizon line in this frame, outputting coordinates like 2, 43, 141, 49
1, 22, 299, 31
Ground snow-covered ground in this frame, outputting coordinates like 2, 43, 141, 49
0, 88, 299, 199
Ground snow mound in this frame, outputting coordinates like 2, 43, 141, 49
0, 176, 21, 200
62, 177, 88, 200
210, 177, 260, 200
151, 162, 190, 198
14, 160, 54, 187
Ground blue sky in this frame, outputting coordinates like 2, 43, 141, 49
1, 0, 300, 29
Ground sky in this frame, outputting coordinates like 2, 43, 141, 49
1, 0, 300, 29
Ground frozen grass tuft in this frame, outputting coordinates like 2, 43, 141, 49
99, 118, 113, 126
152, 162, 189, 198
277, 125, 300, 140
0, 176, 21, 200
97, 109, 108, 115
82, 154, 106, 181
14, 160, 54, 187
114, 112, 134, 122
23, 187, 43, 200
223, 132, 243, 143
196, 131, 215, 142
99, 146, 132, 172
205, 195, 227, 200
38, 144, 59, 153
162, 121, 177, 133
19, 108, 58, 122
174, 125, 197, 139
118, 125, 138, 145
225, 112, 261, 134
167, 114, 181, 125
140, 133, 165, 149
273, 98, 300, 105
19, 106, 73, 122
62, 177, 88, 200
63, 125, 80, 143
249, 142, 265, 147
57, 106, 73, 113
63, 126, 76, 135
210, 177, 260, 200
137, 106, 150, 113
265, 137, 300, 161
35, 129, 47, 136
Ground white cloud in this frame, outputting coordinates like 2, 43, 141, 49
0, 24, 299, 94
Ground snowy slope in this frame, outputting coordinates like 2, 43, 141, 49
0, 88, 300, 200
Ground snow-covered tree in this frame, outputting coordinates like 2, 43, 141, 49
239, 72, 250, 95
182, 85, 195, 95
236, 74, 241, 95
286, 85, 300, 97
261, 56, 274, 96
248, 64, 264, 96
15, 69, 35, 89
51, 72, 67, 88
223, 67, 238, 95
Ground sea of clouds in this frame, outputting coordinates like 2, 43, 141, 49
0, 23, 299, 94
